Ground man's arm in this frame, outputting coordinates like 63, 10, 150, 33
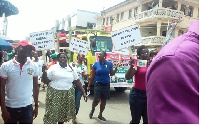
0, 78, 10, 122
146, 56, 199, 124
33, 76, 39, 119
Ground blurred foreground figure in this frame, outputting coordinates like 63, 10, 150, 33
146, 20, 199, 124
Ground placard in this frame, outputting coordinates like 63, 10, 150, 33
69, 37, 90, 55
111, 25, 142, 50
113, 47, 129, 55
30, 30, 55, 51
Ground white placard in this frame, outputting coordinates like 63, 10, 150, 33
111, 25, 142, 50
69, 37, 90, 55
113, 47, 129, 55
30, 30, 55, 51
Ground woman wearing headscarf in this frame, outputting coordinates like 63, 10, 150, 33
87, 51, 119, 121
42, 52, 87, 124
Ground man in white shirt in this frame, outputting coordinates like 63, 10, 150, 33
0, 40, 39, 124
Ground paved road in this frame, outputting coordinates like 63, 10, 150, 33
1, 87, 143, 124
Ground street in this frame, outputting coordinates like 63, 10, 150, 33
0, 87, 143, 124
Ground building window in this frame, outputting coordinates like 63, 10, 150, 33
110, 17, 113, 24
162, 31, 166, 36
128, 9, 132, 19
116, 14, 120, 22
134, 7, 138, 17
180, 4, 186, 15
120, 12, 124, 21
103, 18, 105, 25
188, 6, 193, 17
106, 17, 109, 25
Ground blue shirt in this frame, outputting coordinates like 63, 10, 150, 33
92, 60, 113, 84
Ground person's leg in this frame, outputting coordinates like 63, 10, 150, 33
89, 83, 101, 118
73, 86, 83, 124
19, 105, 33, 124
4, 107, 18, 124
129, 88, 143, 124
92, 98, 100, 111
142, 99, 148, 124
99, 98, 106, 117
92, 84, 101, 111
89, 98, 100, 119
74, 86, 83, 115
97, 84, 109, 121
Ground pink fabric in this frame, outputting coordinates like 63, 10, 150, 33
133, 66, 148, 90
57, 32, 67, 43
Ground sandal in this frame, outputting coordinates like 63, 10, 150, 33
98, 115, 106, 121
89, 110, 94, 119
72, 119, 77, 124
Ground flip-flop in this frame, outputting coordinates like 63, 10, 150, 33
72, 119, 77, 124
89, 110, 94, 119
98, 115, 106, 121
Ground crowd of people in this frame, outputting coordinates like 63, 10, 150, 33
0, 20, 199, 124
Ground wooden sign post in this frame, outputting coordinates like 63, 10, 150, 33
118, 54, 121, 69
69, 37, 90, 55
42, 50, 47, 65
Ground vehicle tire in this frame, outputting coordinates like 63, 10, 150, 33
114, 87, 127, 92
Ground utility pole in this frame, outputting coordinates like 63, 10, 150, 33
67, 15, 73, 62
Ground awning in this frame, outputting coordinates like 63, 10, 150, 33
0, 38, 13, 50
0, 0, 19, 17
0, 35, 14, 43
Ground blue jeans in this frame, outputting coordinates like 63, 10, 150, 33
5, 104, 33, 124
74, 85, 85, 115
129, 87, 148, 124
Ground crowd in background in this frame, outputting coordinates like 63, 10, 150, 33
0, 20, 199, 124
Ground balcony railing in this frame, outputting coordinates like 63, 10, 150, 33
135, 8, 184, 22
135, 36, 167, 46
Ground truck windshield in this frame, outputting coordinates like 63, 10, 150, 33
90, 36, 113, 54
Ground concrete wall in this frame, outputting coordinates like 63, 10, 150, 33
71, 10, 100, 28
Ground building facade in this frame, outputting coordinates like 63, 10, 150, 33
96, 0, 199, 51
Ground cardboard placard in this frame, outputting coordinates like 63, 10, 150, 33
30, 30, 55, 51
111, 25, 142, 51
113, 47, 130, 55
69, 37, 90, 55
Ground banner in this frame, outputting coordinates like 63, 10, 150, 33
30, 30, 55, 51
69, 37, 90, 55
95, 52, 136, 87
111, 25, 142, 50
